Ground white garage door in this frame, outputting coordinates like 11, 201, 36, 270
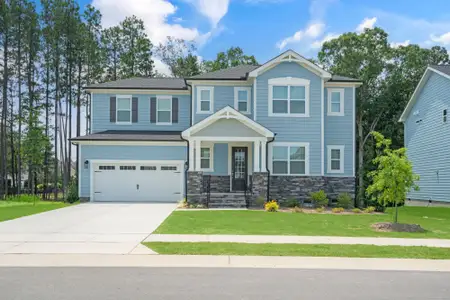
92, 161, 184, 202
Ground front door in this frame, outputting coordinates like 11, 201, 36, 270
232, 147, 248, 191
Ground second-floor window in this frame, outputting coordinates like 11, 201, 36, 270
234, 87, 251, 114
117, 96, 132, 123
268, 77, 310, 117
271, 143, 309, 175
197, 87, 214, 114
157, 96, 172, 124
328, 89, 344, 116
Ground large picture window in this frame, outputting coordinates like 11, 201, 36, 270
271, 143, 309, 175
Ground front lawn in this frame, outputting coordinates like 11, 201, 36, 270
144, 242, 450, 259
0, 201, 71, 222
154, 207, 450, 239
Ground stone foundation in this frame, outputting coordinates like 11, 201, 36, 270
250, 172, 268, 206
187, 171, 204, 204
203, 175, 230, 193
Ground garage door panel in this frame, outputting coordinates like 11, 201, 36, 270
92, 162, 183, 203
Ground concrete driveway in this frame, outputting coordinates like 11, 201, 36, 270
0, 203, 176, 254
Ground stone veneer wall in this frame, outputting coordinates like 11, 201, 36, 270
269, 176, 355, 206
202, 175, 230, 193
250, 172, 268, 207
187, 171, 204, 204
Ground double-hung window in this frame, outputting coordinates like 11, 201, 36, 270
157, 96, 172, 124
234, 87, 251, 114
200, 146, 213, 171
327, 145, 344, 173
327, 89, 344, 116
197, 87, 214, 114
271, 143, 309, 175
269, 77, 310, 117
116, 96, 132, 123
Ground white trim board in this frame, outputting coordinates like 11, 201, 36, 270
85, 89, 190, 95
72, 141, 187, 146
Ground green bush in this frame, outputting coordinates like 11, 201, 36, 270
5, 194, 40, 203
310, 190, 328, 208
332, 207, 345, 214
364, 206, 376, 214
65, 182, 79, 204
352, 208, 362, 214
286, 198, 299, 208
315, 207, 325, 213
336, 193, 353, 209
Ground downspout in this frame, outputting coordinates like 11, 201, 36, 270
181, 80, 193, 201
265, 134, 276, 202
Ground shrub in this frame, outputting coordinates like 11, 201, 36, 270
264, 200, 279, 212
332, 207, 345, 214
5, 194, 40, 203
177, 198, 189, 208
337, 193, 352, 209
255, 196, 266, 208
315, 206, 325, 213
364, 206, 376, 213
196, 204, 206, 209
291, 206, 303, 213
310, 190, 328, 208
286, 198, 299, 208
352, 208, 362, 214
65, 181, 79, 204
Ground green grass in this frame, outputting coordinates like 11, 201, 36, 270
0, 201, 71, 222
155, 207, 450, 239
144, 242, 450, 259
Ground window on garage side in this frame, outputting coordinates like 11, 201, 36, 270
119, 166, 136, 170
99, 165, 115, 170
161, 166, 177, 171
140, 166, 157, 171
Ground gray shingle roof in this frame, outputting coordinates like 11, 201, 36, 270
431, 65, 450, 76
188, 65, 259, 80
329, 75, 361, 82
86, 78, 187, 90
71, 130, 184, 142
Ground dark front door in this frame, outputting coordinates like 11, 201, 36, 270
232, 147, 248, 191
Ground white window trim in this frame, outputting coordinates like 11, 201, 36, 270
116, 95, 132, 125
156, 95, 172, 125
269, 142, 310, 176
268, 77, 310, 117
196, 86, 214, 114
234, 87, 251, 114
327, 145, 345, 174
327, 88, 345, 116
200, 144, 214, 172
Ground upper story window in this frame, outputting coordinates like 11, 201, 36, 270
234, 87, 251, 114
271, 143, 309, 175
116, 96, 132, 123
197, 87, 214, 114
327, 145, 344, 173
327, 88, 344, 116
157, 96, 172, 124
268, 77, 310, 117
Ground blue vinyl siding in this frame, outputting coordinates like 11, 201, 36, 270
79, 144, 187, 197
404, 72, 450, 203
256, 62, 322, 175
324, 87, 354, 176
193, 85, 253, 123
91, 93, 190, 133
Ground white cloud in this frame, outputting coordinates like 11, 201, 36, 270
277, 23, 325, 50
430, 32, 450, 45
184, 0, 230, 27
245, 0, 288, 3
173, 17, 183, 23
391, 40, 410, 48
311, 33, 341, 49
356, 17, 377, 33
309, 0, 337, 21
93, 0, 202, 46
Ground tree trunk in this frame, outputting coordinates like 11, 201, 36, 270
54, 54, 60, 201
17, 19, 22, 195
1, 20, 9, 198
44, 51, 50, 199
76, 57, 82, 187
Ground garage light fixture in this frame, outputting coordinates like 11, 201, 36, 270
84, 160, 89, 169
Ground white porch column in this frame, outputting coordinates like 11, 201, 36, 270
194, 139, 201, 171
188, 139, 195, 171
261, 140, 267, 171
254, 140, 260, 172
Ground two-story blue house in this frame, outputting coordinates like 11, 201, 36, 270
72, 50, 362, 207
400, 65, 450, 206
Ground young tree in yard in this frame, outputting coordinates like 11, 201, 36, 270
366, 131, 419, 223
203, 46, 258, 72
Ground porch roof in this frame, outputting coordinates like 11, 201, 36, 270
182, 106, 274, 139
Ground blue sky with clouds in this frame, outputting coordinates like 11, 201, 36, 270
77, 0, 450, 73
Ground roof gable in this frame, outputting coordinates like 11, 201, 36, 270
399, 66, 450, 122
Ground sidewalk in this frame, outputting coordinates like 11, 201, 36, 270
0, 254, 450, 271
145, 234, 450, 248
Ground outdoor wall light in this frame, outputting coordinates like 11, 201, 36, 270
84, 160, 89, 169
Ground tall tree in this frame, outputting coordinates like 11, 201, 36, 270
203, 46, 258, 72
155, 37, 201, 78
102, 25, 122, 81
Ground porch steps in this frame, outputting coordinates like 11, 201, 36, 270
207, 193, 247, 208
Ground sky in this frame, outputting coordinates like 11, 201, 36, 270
75, 0, 450, 75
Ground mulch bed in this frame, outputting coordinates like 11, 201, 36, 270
371, 222, 426, 233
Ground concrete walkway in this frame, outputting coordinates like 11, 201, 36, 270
0, 254, 449, 271
145, 234, 450, 248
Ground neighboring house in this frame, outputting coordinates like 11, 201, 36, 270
71, 50, 362, 207
400, 65, 450, 206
